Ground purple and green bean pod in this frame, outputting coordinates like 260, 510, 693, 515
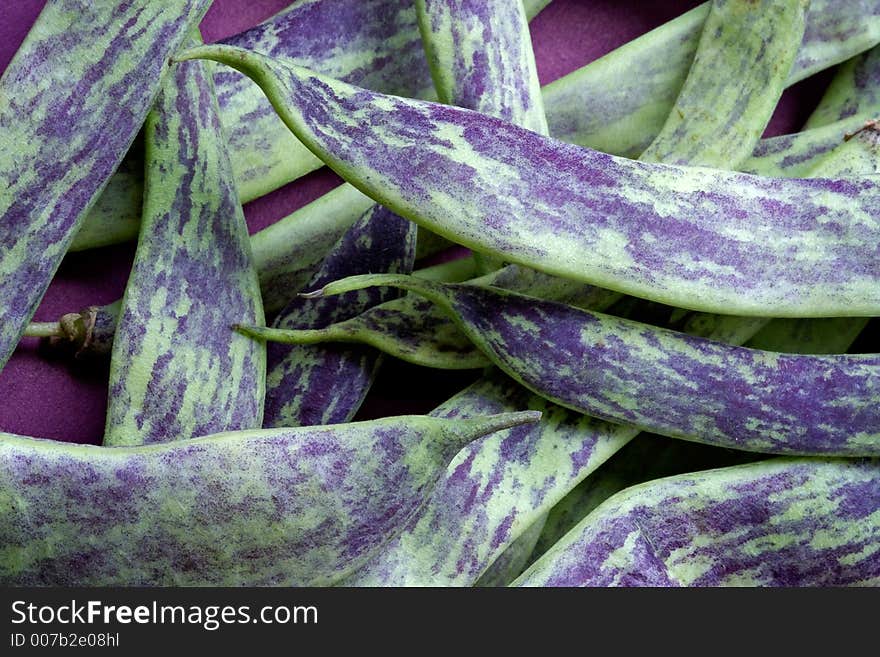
104, 45, 266, 447
68, 0, 880, 255
174, 46, 880, 317
238, 264, 622, 372
301, 275, 880, 457
236, 0, 873, 379
510, 288, 873, 581
0, 0, 212, 372
515, 458, 880, 587
0, 412, 538, 585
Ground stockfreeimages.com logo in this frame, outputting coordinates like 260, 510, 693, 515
11, 600, 317, 631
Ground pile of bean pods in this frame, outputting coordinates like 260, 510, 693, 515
1, 0, 879, 586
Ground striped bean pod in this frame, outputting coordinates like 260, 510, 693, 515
104, 52, 265, 446
248, 292, 488, 372
264, 205, 416, 427
236, 6, 872, 380
311, 274, 880, 456
0, 0, 211, 372
0, 412, 538, 585
528, 437, 725, 568
235, 57, 877, 382
67, 0, 880, 254
530, 315, 873, 567
531, 296, 876, 561
176, 46, 880, 317
514, 458, 880, 586
641, 0, 808, 168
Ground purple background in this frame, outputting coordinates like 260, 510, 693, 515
0, 0, 833, 444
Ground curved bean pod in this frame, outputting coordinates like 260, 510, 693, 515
67, 0, 880, 254
0, 411, 538, 585
176, 46, 880, 317
641, 0, 807, 168
214, 0, 879, 178
0, 0, 211, 372
240, 297, 490, 371
528, 286, 874, 571
514, 458, 880, 587
105, 53, 265, 447
312, 274, 880, 456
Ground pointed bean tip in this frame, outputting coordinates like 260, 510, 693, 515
479, 410, 543, 434
298, 288, 326, 300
